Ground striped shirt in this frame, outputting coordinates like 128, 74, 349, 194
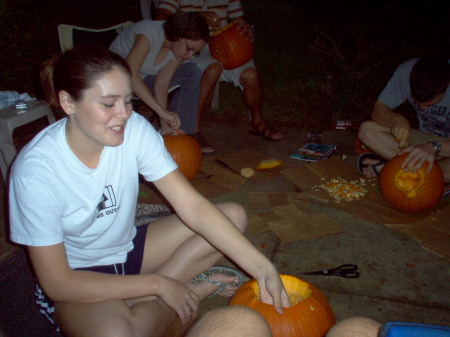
158, 0, 244, 30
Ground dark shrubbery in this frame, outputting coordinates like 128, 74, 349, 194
1, 0, 448, 128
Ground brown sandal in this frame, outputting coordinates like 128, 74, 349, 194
249, 121, 283, 141
191, 132, 216, 154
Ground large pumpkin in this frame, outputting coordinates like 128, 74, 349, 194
163, 134, 202, 180
209, 23, 254, 70
229, 275, 335, 337
379, 153, 444, 212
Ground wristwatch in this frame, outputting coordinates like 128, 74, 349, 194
431, 141, 442, 155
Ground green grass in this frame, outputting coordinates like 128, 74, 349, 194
1, 0, 448, 129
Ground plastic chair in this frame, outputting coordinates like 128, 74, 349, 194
0, 100, 56, 183
0, 131, 17, 182
58, 21, 134, 53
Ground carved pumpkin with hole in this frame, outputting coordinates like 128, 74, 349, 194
209, 23, 254, 70
163, 134, 202, 180
229, 275, 335, 337
379, 153, 444, 212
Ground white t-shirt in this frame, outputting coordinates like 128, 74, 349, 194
9, 113, 177, 268
109, 20, 176, 78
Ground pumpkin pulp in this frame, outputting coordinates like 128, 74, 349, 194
394, 168, 425, 198
249, 275, 310, 306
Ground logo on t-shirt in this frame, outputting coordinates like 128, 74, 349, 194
95, 185, 119, 219
415, 105, 450, 137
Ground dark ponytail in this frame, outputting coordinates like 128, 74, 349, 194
40, 45, 131, 114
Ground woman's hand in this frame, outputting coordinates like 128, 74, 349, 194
257, 272, 291, 314
399, 143, 437, 173
157, 276, 200, 325
159, 109, 181, 130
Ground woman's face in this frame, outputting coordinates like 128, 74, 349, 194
65, 67, 133, 150
173, 38, 207, 61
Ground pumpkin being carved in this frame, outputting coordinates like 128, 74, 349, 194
163, 134, 202, 180
209, 23, 254, 70
379, 153, 444, 212
228, 275, 335, 337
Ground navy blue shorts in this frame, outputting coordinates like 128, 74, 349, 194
35, 223, 149, 330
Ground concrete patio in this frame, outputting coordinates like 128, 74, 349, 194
0, 117, 449, 336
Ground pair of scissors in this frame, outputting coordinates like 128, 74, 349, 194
301, 264, 360, 278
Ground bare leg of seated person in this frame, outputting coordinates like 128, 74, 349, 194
326, 316, 382, 337
194, 63, 223, 154
242, 68, 283, 141
186, 306, 272, 337
358, 121, 400, 178
55, 202, 247, 337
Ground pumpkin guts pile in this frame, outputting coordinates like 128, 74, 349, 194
316, 177, 369, 202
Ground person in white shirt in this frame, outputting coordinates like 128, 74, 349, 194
156, 0, 284, 154
110, 11, 209, 135
9, 45, 289, 336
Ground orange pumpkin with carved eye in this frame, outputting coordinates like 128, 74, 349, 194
163, 134, 202, 181
379, 153, 444, 212
209, 23, 254, 70
228, 275, 335, 337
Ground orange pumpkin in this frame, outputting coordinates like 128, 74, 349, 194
163, 134, 202, 180
209, 23, 254, 70
229, 275, 335, 337
379, 153, 444, 212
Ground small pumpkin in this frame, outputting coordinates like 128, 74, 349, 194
163, 134, 202, 180
379, 153, 444, 212
228, 274, 335, 337
209, 23, 254, 70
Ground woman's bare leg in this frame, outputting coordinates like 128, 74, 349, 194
55, 298, 174, 337
142, 202, 247, 287
54, 202, 247, 337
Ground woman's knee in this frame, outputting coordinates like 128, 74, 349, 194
239, 67, 259, 87
217, 202, 247, 233
204, 63, 223, 82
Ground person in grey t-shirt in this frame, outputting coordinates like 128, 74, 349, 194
357, 54, 449, 189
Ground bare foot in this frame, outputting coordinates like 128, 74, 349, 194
362, 158, 385, 178
188, 272, 240, 299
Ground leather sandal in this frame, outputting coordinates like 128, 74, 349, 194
357, 153, 386, 177
191, 132, 216, 154
249, 121, 283, 141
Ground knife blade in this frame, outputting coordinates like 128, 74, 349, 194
215, 159, 241, 176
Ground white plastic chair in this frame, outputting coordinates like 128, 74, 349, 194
0, 100, 56, 183
0, 131, 17, 182
58, 22, 134, 53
